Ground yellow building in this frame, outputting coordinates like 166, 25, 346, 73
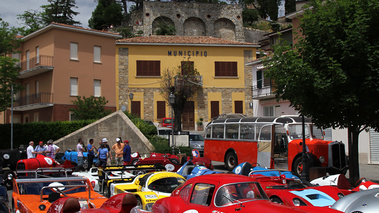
116, 36, 258, 130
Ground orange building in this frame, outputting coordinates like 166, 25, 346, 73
3, 23, 121, 123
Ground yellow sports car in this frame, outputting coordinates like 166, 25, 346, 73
110, 171, 186, 211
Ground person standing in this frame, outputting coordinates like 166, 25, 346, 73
46, 140, 55, 159
77, 138, 84, 170
101, 138, 112, 165
35, 141, 47, 155
112, 137, 125, 166
123, 140, 131, 165
87, 139, 96, 170
27, 141, 38, 159
98, 142, 109, 167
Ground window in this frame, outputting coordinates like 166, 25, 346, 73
26, 50, 30, 69
12, 53, 21, 67
94, 79, 101, 97
157, 101, 166, 119
181, 61, 194, 75
35, 81, 39, 98
235, 101, 243, 113
264, 106, 274, 116
34, 113, 39, 122
36, 46, 39, 64
94, 46, 101, 63
210, 101, 219, 119
257, 70, 271, 89
136, 60, 160, 76
26, 83, 30, 104
69, 112, 78, 121
70, 78, 78, 96
215, 62, 237, 77
180, 184, 192, 201
70, 43, 78, 60
190, 183, 215, 206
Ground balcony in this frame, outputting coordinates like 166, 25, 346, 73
251, 85, 275, 100
18, 55, 54, 79
13, 92, 54, 111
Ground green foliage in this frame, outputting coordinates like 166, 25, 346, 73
70, 96, 112, 120
242, 8, 259, 26
250, 20, 272, 31
285, 0, 296, 15
254, 0, 281, 21
155, 22, 176, 36
0, 120, 95, 149
0, 21, 23, 111
88, 0, 123, 30
41, 0, 80, 25
17, 10, 45, 35
115, 27, 134, 38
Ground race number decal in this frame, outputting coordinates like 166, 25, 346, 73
183, 210, 199, 213
44, 157, 53, 165
3, 154, 10, 160
234, 166, 242, 175
144, 194, 158, 199
165, 164, 175, 171
131, 152, 138, 158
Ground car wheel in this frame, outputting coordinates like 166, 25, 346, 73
270, 196, 283, 204
83, 158, 89, 171
136, 196, 143, 209
3, 170, 15, 190
169, 158, 179, 165
225, 152, 238, 171
292, 157, 303, 177
103, 185, 110, 198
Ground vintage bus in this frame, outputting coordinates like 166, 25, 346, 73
204, 115, 348, 176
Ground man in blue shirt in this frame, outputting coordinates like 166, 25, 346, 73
87, 138, 96, 170
35, 141, 47, 155
123, 140, 131, 165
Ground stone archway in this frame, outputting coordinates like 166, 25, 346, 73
183, 17, 206, 36
152, 16, 176, 35
214, 18, 236, 40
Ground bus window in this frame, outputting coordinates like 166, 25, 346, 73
311, 125, 324, 139
240, 123, 255, 140
212, 125, 224, 139
288, 124, 309, 140
206, 126, 211, 138
259, 125, 272, 141
226, 124, 239, 139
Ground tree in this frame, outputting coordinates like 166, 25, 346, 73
265, 0, 379, 184
70, 96, 112, 120
0, 21, 22, 112
160, 62, 203, 132
41, 0, 80, 25
17, 10, 45, 35
89, 0, 123, 30
285, 0, 296, 15
252, 0, 281, 21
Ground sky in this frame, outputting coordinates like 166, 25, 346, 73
0, 0, 98, 28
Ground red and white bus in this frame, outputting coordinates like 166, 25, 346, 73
204, 115, 348, 176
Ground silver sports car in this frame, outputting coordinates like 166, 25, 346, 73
332, 188, 379, 213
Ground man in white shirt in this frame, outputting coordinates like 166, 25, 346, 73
77, 138, 84, 170
27, 141, 37, 159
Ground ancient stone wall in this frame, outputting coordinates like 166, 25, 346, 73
130, 2, 245, 42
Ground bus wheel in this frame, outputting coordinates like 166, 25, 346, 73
293, 157, 303, 177
225, 152, 238, 171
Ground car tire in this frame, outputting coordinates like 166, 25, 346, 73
292, 157, 303, 177
169, 158, 180, 165
131, 159, 139, 165
136, 196, 143, 209
3, 170, 15, 190
225, 152, 238, 171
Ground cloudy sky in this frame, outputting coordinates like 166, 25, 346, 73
0, 0, 98, 28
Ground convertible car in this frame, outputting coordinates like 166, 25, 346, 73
233, 162, 344, 207
177, 161, 222, 179
12, 170, 107, 213
47, 193, 138, 213
73, 167, 101, 192
111, 171, 186, 211
149, 174, 342, 213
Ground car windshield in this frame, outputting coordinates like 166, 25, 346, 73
190, 134, 204, 141
148, 177, 185, 193
163, 119, 173, 124
18, 180, 88, 195
288, 124, 323, 140
215, 182, 267, 206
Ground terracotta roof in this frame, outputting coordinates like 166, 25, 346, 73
117, 36, 259, 47
22, 22, 122, 41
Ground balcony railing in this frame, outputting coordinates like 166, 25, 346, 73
251, 85, 275, 99
20, 55, 54, 71
14, 92, 53, 107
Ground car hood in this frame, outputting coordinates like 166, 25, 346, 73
332, 188, 379, 213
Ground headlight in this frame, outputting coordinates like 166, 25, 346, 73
293, 198, 307, 206
39, 204, 46, 210
319, 156, 325, 164
338, 193, 344, 198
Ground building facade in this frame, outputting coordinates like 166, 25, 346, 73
4, 23, 121, 123
116, 36, 259, 130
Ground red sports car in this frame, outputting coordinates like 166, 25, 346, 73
149, 174, 342, 213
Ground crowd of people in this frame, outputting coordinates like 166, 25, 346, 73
26, 137, 132, 171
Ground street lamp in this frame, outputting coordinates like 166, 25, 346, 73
169, 92, 175, 154
129, 92, 134, 114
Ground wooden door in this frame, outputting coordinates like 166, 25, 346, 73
182, 101, 195, 130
